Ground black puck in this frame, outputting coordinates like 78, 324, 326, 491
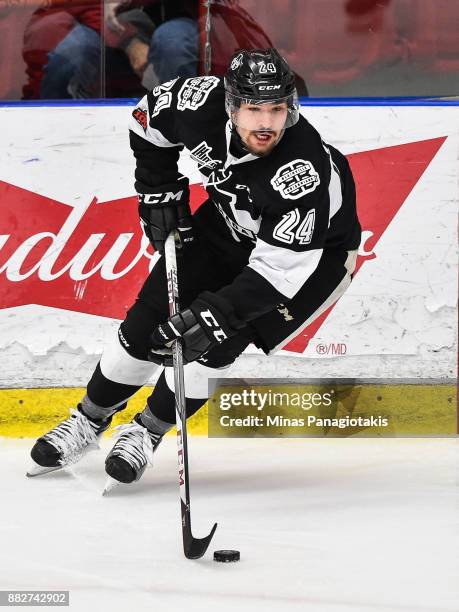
213, 549, 240, 563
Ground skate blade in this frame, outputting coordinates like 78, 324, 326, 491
26, 441, 101, 478
102, 476, 121, 496
26, 464, 63, 477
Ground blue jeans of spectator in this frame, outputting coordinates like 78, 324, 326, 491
41, 24, 101, 99
148, 17, 198, 83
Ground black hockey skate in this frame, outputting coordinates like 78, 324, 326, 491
103, 413, 163, 493
28, 406, 112, 477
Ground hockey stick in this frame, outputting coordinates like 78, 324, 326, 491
164, 231, 217, 560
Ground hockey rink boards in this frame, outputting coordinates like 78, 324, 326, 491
0, 103, 457, 387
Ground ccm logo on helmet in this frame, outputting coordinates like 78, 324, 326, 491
258, 85, 282, 91
200, 310, 228, 342
139, 191, 183, 205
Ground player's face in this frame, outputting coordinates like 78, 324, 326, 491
235, 102, 288, 155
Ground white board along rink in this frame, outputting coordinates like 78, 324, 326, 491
0, 104, 457, 386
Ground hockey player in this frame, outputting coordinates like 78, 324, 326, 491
29, 48, 361, 484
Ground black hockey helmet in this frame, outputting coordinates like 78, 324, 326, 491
224, 48, 299, 129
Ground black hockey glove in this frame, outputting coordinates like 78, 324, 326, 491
147, 291, 245, 366
138, 184, 193, 254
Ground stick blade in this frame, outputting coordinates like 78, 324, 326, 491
184, 522, 218, 560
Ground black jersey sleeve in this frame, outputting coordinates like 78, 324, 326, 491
129, 75, 224, 204
129, 79, 190, 201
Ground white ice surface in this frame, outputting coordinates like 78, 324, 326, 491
0, 437, 458, 612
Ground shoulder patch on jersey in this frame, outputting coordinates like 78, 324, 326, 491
132, 107, 148, 133
177, 76, 219, 111
270, 159, 320, 200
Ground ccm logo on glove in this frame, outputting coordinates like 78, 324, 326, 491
200, 309, 228, 342
147, 292, 244, 366
139, 191, 184, 205
138, 184, 193, 254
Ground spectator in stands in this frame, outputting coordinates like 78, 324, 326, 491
108, 0, 199, 87
112, 0, 308, 94
22, 0, 307, 99
22, 1, 154, 99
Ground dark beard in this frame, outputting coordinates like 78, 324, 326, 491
231, 126, 279, 157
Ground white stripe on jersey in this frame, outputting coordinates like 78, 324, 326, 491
248, 238, 323, 299
328, 159, 343, 220
268, 248, 358, 354
321, 140, 343, 222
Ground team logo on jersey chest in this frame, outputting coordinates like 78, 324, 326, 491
271, 159, 320, 200
177, 77, 219, 111
214, 201, 256, 242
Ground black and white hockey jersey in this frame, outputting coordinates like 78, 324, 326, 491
129, 76, 361, 323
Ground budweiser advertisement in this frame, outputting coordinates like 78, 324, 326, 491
0, 105, 457, 386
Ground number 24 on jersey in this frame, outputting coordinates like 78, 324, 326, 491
273, 208, 316, 245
